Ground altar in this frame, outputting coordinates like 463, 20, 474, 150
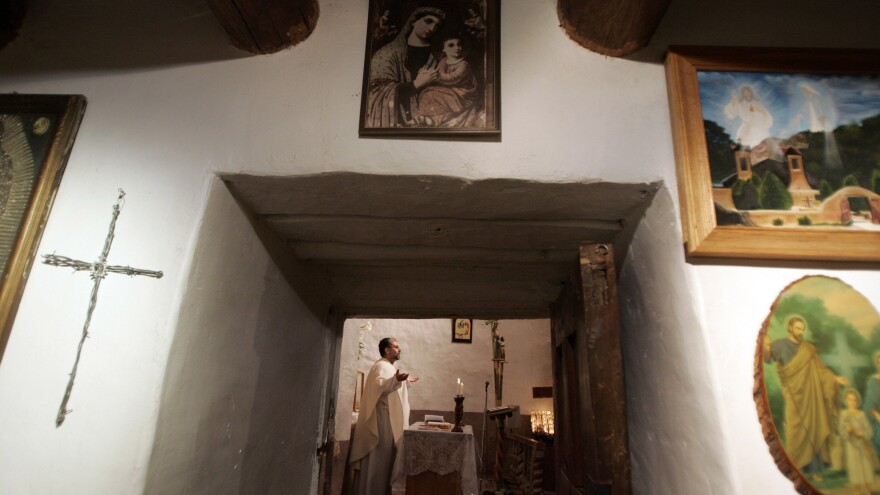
391, 423, 478, 495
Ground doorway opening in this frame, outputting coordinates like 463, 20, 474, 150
330, 317, 554, 494
145, 173, 656, 494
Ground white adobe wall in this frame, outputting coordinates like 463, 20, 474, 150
0, 1, 877, 494
141, 179, 331, 495
334, 318, 553, 442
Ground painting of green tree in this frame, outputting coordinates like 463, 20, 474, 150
698, 71, 880, 228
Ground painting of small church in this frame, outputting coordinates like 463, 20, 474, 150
698, 71, 880, 228
758, 276, 880, 494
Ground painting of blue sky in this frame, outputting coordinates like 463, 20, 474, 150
698, 71, 880, 142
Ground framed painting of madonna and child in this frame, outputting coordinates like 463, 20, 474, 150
358, 0, 500, 137
756, 275, 880, 494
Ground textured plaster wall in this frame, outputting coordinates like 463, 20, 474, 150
0, 0, 877, 494
141, 179, 329, 495
694, 268, 880, 495
334, 318, 553, 442
619, 190, 735, 494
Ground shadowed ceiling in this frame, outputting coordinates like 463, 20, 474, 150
223, 173, 660, 319
0, 0, 668, 66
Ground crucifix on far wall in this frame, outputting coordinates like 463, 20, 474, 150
43, 189, 163, 427
489, 319, 505, 406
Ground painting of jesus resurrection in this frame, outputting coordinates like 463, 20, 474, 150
698, 71, 880, 229
756, 275, 880, 494
358, 0, 500, 137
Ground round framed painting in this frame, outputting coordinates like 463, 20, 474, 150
755, 275, 880, 494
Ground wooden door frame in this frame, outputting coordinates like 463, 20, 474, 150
316, 307, 345, 494
551, 243, 631, 494
317, 243, 632, 494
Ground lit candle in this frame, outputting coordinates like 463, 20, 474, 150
461, 381, 464, 396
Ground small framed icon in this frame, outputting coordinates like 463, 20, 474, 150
452, 318, 473, 343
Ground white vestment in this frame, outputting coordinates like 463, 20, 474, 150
349, 358, 410, 495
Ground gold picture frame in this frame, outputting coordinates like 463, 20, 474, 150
0, 94, 86, 363
665, 46, 880, 262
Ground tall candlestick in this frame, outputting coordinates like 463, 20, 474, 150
453, 396, 464, 432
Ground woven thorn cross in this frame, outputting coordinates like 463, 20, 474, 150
42, 189, 163, 427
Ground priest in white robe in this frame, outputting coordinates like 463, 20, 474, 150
349, 337, 418, 495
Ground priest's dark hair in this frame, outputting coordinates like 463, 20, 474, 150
379, 337, 396, 357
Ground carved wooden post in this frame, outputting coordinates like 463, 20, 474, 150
579, 244, 631, 493
551, 244, 631, 494
207, 0, 319, 54
558, 0, 671, 57
493, 414, 508, 483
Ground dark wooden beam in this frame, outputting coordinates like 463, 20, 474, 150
223, 173, 656, 222
290, 241, 577, 264
207, 0, 318, 54
321, 263, 573, 283
344, 306, 549, 320
558, 0, 670, 57
267, 215, 620, 251
0, 0, 26, 51
331, 275, 561, 317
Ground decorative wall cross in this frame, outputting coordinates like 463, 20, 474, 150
43, 189, 162, 427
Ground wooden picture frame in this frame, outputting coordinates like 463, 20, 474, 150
754, 275, 880, 494
665, 46, 880, 262
358, 0, 500, 137
0, 94, 86, 363
452, 318, 472, 343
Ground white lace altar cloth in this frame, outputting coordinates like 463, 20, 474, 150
391, 423, 478, 495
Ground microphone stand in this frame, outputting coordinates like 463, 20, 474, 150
480, 380, 489, 474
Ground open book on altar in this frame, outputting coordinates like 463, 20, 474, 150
419, 423, 453, 430
418, 415, 452, 430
